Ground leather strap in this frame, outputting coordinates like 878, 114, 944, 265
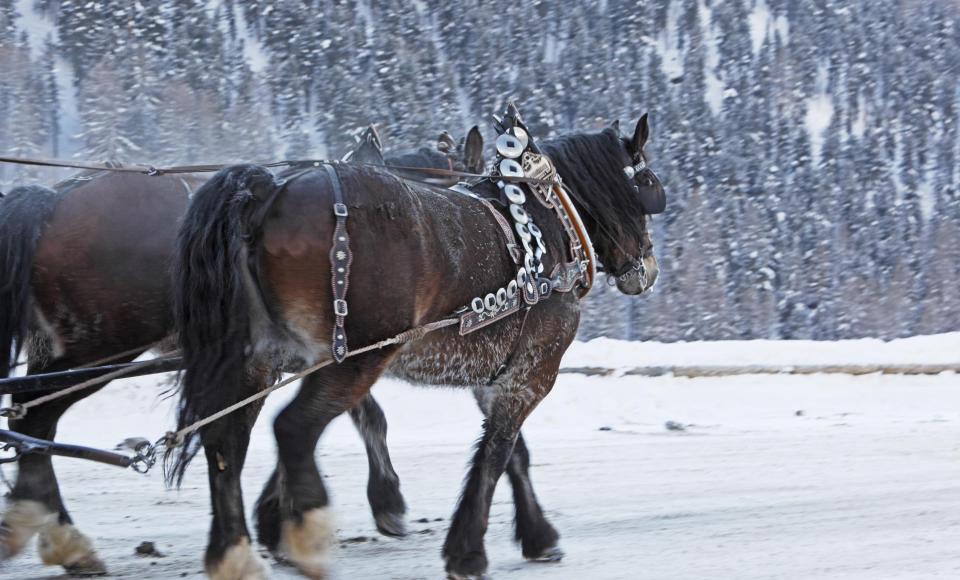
324, 164, 353, 363
450, 184, 523, 265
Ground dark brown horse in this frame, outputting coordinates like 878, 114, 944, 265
171, 114, 664, 579
0, 128, 483, 576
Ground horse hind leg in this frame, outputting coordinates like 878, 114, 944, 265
200, 365, 272, 580
506, 433, 562, 561
0, 355, 112, 576
270, 352, 394, 579
471, 387, 561, 562
254, 391, 407, 555
349, 393, 407, 537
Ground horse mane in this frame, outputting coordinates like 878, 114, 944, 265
540, 129, 646, 249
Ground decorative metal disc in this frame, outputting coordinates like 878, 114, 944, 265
502, 183, 526, 205
499, 159, 524, 178
496, 133, 527, 159
507, 126, 529, 144
509, 204, 529, 225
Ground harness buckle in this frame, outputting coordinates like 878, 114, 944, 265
334, 203, 348, 217
334, 299, 349, 317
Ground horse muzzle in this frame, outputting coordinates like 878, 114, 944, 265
614, 254, 659, 295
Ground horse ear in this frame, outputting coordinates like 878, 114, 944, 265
364, 124, 382, 152
464, 125, 484, 172
437, 131, 456, 153
610, 119, 621, 134
629, 113, 650, 157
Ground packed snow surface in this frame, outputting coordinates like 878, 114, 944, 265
1, 337, 959, 579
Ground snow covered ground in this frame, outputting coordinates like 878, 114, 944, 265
2, 339, 960, 579
566, 332, 960, 370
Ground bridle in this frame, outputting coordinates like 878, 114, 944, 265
587, 153, 660, 286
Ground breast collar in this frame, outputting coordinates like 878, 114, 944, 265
452, 126, 596, 336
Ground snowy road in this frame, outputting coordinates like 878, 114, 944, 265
3, 370, 960, 579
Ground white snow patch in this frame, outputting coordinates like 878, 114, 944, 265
748, 0, 788, 54
232, 2, 268, 73
14, 0, 56, 57
805, 62, 834, 164
565, 332, 960, 370
656, 0, 685, 81
700, 0, 723, 115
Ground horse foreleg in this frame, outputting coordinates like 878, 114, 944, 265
444, 366, 559, 580
348, 394, 407, 537
471, 387, 561, 562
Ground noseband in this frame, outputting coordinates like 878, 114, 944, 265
603, 255, 646, 286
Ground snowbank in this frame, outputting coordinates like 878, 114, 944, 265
563, 333, 960, 371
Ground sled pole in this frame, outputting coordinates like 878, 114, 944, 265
0, 356, 184, 395
0, 429, 134, 468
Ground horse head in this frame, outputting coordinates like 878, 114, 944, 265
342, 125, 385, 166
541, 113, 666, 295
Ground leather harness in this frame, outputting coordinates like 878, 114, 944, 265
245, 134, 596, 364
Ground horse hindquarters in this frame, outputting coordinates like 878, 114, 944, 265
0, 186, 105, 574
169, 165, 279, 577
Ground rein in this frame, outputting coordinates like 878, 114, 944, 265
0, 154, 556, 187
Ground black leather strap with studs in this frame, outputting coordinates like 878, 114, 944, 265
324, 163, 352, 363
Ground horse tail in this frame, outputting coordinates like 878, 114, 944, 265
166, 164, 277, 486
0, 186, 60, 378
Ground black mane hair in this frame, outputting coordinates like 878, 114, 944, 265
540, 129, 648, 263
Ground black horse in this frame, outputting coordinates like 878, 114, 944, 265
171, 113, 664, 579
0, 127, 483, 576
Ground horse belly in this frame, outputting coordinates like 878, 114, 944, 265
387, 322, 520, 387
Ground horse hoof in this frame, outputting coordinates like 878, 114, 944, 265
444, 552, 489, 580
446, 573, 491, 580
64, 554, 108, 577
527, 545, 564, 563
38, 521, 102, 574
208, 537, 270, 580
279, 507, 336, 579
374, 511, 407, 537
0, 500, 55, 559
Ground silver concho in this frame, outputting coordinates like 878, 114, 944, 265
506, 279, 518, 298
496, 287, 508, 306
499, 158, 524, 178
471, 297, 485, 314
515, 222, 532, 243
509, 203, 529, 225
496, 132, 527, 159
484, 293, 498, 311
502, 183, 526, 205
